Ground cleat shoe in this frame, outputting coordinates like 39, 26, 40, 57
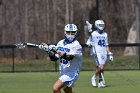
91, 76, 96, 87
98, 81, 106, 88
102, 80, 106, 85
98, 82, 101, 88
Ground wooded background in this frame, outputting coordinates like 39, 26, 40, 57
0, 0, 139, 72
0, 0, 139, 45
0, 0, 139, 60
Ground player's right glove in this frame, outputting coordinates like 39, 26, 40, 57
86, 21, 93, 32
108, 52, 113, 62
48, 45, 60, 61
38, 43, 49, 52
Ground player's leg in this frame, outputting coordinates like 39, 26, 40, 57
101, 69, 105, 84
91, 54, 101, 87
63, 86, 72, 93
99, 71, 103, 83
91, 72, 97, 86
60, 72, 79, 93
52, 79, 64, 93
99, 64, 104, 82
96, 53, 107, 88
99, 55, 107, 85
91, 66, 98, 86
98, 64, 106, 88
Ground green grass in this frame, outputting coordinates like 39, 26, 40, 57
82, 55, 139, 70
0, 71, 140, 93
0, 55, 139, 72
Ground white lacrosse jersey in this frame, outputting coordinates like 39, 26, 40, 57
86, 30, 109, 55
56, 39, 82, 74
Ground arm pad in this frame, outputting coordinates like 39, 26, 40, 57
49, 52, 59, 61
61, 53, 74, 61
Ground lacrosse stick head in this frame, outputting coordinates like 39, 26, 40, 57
15, 42, 26, 49
64, 24, 78, 43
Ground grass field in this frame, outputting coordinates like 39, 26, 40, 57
0, 71, 140, 93
0, 55, 139, 72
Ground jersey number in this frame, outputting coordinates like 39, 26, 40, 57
98, 40, 105, 47
60, 59, 68, 64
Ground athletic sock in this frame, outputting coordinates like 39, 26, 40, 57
99, 74, 103, 82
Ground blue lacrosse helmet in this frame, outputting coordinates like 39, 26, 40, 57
64, 24, 78, 43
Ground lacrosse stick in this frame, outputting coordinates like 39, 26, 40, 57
15, 42, 39, 48
15, 42, 49, 51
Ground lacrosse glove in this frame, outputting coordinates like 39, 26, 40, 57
108, 52, 113, 62
86, 21, 93, 32
38, 43, 49, 52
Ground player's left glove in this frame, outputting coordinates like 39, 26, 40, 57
108, 52, 113, 62
49, 45, 57, 51
38, 43, 49, 52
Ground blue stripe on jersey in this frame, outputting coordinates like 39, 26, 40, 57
64, 71, 79, 86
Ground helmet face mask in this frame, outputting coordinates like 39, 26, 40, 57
95, 20, 105, 31
64, 24, 78, 42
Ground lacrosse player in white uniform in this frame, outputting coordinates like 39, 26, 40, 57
86, 20, 113, 88
39, 24, 82, 93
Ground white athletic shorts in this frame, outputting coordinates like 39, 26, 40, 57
59, 71, 79, 87
92, 53, 107, 65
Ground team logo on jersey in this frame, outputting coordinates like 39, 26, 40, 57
57, 47, 70, 52
96, 36, 105, 39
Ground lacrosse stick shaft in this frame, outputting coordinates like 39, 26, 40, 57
15, 42, 40, 49
101, 72, 105, 84
26, 43, 39, 47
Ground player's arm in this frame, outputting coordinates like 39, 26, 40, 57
59, 43, 82, 61
86, 34, 95, 48
48, 51, 59, 61
105, 34, 113, 62
48, 45, 74, 61
47, 45, 59, 61
106, 46, 110, 53
57, 51, 74, 61
106, 45, 113, 62
57, 43, 82, 61
86, 36, 92, 47
39, 44, 59, 61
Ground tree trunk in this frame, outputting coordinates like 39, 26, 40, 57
124, 0, 140, 56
